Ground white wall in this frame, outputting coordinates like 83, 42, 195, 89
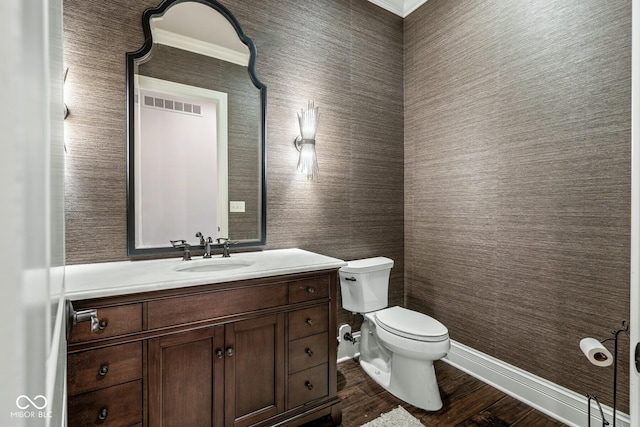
0, 0, 65, 425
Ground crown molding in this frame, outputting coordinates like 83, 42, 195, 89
366, 0, 428, 18
151, 28, 249, 66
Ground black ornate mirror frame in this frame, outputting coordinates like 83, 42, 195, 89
126, 0, 267, 257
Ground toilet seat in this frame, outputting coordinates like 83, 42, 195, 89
374, 306, 448, 342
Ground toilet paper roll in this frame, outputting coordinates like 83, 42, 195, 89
580, 337, 613, 367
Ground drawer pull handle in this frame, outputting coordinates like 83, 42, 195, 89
307, 287, 315, 294
216, 349, 223, 359
306, 318, 314, 326
306, 348, 314, 357
98, 365, 109, 377
97, 408, 108, 421
227, 347, 234, 357
98, 319, 108, 331
305, 381, 314, 390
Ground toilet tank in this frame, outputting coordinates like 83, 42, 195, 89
339, 257, 394, 313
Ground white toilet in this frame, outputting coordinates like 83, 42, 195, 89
339, 257, 450, 411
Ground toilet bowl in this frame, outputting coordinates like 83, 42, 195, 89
339, 258, 450, 411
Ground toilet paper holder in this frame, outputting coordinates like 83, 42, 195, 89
586, 395, 608, 427
582, 320, 629, 427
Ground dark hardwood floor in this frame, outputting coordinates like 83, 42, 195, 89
306, 359, 568, 427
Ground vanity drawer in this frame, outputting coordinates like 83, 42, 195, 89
68, 342, 142, 396
69, 304, 143, 344
288, 276, 329, 304
288, 332, 329, 374
67, 380, 142, 427
288, 305, 329, 341
147, 282, 287, 329
287, 364, 329, 409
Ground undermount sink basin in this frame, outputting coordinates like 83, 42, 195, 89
173, 258, 254, 273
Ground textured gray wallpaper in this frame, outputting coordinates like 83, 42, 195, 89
405, 0, 631, 411
63, 0, 630, 413
63, 0, 404, 327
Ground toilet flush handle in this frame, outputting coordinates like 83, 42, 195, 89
344, 277, 356, 282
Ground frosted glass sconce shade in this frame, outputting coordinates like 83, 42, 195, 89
64, 67, 70, 119
294, 101, 319, 180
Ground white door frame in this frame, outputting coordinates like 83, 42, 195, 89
630, 0, 639, 425
134, 75, 229, 245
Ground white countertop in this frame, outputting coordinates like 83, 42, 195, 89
65, 248, 346, 300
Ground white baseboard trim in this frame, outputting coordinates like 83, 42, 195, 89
444, 340, 629, 427
337, 335, 629, 426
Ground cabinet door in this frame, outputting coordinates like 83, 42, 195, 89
148, 326, 225, 427
225, 314, 285, 427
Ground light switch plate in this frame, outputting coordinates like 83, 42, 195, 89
229, 201, 245, 213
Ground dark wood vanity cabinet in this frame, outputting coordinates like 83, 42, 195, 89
147, 314, 284, 427
66, 270, 342, 427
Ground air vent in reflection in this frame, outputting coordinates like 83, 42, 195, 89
140, 94, 201, 116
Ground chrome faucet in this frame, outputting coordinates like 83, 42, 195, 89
216, 237, 235, 258
205, 237, 213, 258
170, 239, 192, 261
196, 232, 213, 258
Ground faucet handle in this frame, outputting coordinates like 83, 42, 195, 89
216, 238, 237, 258
170, 239, 187, 248
170, 239, 192, 261
216, 238, 238, 245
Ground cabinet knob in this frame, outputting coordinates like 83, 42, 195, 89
216, 349, 223, 359
227, 347, 234, 357
97, 319, 108, 331
98, 365, 109, 377
307, 287, 315, 294
305, 348, 314, 357
97, 408, 108, 421
305, 381, 314, 390
306, 318, 314, 326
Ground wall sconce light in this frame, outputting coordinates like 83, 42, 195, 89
294, 101, 319, 180
63, 67, 69, 120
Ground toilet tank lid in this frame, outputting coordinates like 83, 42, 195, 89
340, 257, 394, 274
